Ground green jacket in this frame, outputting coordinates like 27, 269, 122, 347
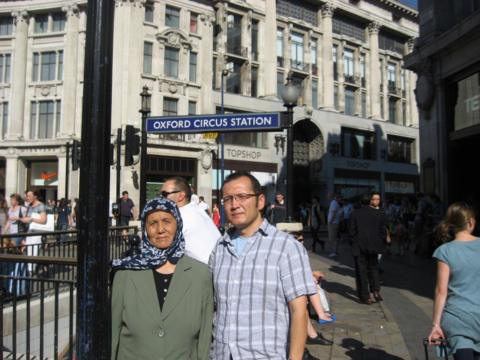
111, 256, 213, 360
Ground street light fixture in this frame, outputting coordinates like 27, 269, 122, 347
139, 85, 151, 210
280, 73, 300, 221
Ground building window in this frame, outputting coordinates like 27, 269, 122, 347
333, 45, 338, 81
52, 12, 65, 32
227, 13, 242, 55
164, 47, 179, 78
30, 100, 61, 139
311, 40, 318, 75
226, 61, 241, 94
145, 2, 154, 23
0, 54, 11, 83
165, 6, 180, 28
312, 79, 318, 109
401, 70, 406, 97
334, 84, 339, 110
344, 49, 354, 83
387, 136, 413, 163
143, 42, 153, 75
276, 0, 317, 26
188, 101, 196, 115
379, 31, 405, 54
361, 91, 367, 118
332, 14, 365, 42
380, 58, 384, 90
276, 28, 284, 67
32, 51, 64, 82
360, 54, 366, 87
402, 101, 407, 125
1, 102, 8, 139
277, 71, 284, 97
212, 57, 217, 88
189, 52, 197, 82
34, 14, 49, 33
345, 87, 355, 115
341, 127, 376, 160
251, 66, 258, 98
163, 97, 178, 116
251, 20, 259, 61
387, 63, 396, 93
389, 97, 397, 123
190, 12, 198, 33
0, 16, 13, 36
380, 95, 384, 119
290, 32, 304, 70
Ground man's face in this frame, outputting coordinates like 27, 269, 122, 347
370, 194, 381, 208
161, 180, 182, 205
26, 191, 34, 203
222, 177, 265, 230
275, 194, 284, 204
122, 193, 128, 200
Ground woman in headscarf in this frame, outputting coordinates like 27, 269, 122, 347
111, 197, 213, 360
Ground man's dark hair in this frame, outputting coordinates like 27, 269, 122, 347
122, 191, 128, 195
222, 171, 262, 195
165, 176, 192, 201
370, 191, 381, 199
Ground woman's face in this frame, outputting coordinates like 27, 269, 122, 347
145, 210, 177, 249
10, 197, 18, 207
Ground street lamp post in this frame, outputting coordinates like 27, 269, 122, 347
280, 74, 300, 221
139, 86, 151, 210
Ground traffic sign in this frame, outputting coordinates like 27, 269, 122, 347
146, 112, 281, 133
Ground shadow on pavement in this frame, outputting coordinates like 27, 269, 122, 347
341, 338, 404, 360
323, 280, 359, 303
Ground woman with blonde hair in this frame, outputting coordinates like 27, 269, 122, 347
428, 202, 480, 360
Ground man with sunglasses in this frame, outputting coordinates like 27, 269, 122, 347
209, 171, 316, 360
160, 176, 220, 264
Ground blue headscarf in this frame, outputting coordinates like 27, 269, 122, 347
112, 197, 185, 269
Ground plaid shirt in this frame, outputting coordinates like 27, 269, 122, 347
209, 219, 316, 360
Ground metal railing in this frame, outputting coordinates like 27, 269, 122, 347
0, 226, 139, 359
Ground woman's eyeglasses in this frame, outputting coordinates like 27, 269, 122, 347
161, 190, 181, 198
221, 193, 258, 205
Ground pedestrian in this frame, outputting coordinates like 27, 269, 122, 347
268, 191, 288, 225
327, 193, 341, 257
118, 191, 136, 227
56, 198, 72, 243
111, 197, 213, 360
0, 195, 7, 235
428, 202, 480, 360
161, 177, 220, 265
309, 196, 325, 252
209, 171, 316, 359
212, 202, 221, 229
349, 192, 389, 304
197, 196, 210, 216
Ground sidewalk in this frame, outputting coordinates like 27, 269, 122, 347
304, 232, 436, 360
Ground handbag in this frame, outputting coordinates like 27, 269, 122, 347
29, 213, 55, 232
423, 338, 449, 360
16, 206, 29, 233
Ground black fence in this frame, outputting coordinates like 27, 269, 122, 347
0, 226, 139, 359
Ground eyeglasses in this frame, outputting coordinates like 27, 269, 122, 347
221, 193, 258, 205
161, 190, 181, 198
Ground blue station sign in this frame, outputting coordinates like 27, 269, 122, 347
146, 112, 281, 134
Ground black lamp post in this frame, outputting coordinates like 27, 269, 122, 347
280, 74, 300, 221
139, 85, 151, 210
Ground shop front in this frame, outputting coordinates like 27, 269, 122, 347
28, 160, 59, 202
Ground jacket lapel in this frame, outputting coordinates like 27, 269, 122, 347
160, 257, 192, 320
131, 270, 163, 326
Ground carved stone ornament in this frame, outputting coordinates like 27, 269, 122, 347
62, 4, 80, 17
201, 150, 213, 172
156, 29, 192, 50
11, 10, 29, 24
168, 32, 180, 46
115, 0, 146, 7
414, 59, 434, 113
368, 21, 381, 35
321, 3, 335, 17
41, 86, 51, 97
168, 82, 178, 94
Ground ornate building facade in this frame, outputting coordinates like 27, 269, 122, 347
0, 0, 419, 209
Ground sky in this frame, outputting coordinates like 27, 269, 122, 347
398, 0, 418, 9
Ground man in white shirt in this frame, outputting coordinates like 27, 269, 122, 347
197, 196, 210, 216
161, 177, 220, 264
327, 193, 341, 257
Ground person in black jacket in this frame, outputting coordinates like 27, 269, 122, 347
349, 192, 389, 304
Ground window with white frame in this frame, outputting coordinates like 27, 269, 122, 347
188, 101, 196, 115
227, 13, 242, 55
190, 12, 198, 33
1, 102, 8, 139
276, 28, 284, 67
32, 50, 63, 82
311, 40, 317, 75
333, 45, 338, 81
387, 63, 396, 92
145, 2, 154, 23
360, 54, 366, 87
165, 6, 180, 28
290, 32, 304, 69
251, 20, 259, 61
189, 52, 197, 82
226, 61, 242, 94
52, 12, 65, 32
164, 47, 179, 78
0, 16, 13, 36
343, 49, 354, 82
277, 71, 284, 97
143, 42, 153, 74
163, 97, 178, 116
34, 14, 49, 33
30, 100, 61, 139
0, 53, 11, 84
345, 87, 355, 115
251, 66, 258, 97
312, 79, 318, 109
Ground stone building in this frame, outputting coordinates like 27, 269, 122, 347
0, 0, 419, 210
406, 0, 480, 205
